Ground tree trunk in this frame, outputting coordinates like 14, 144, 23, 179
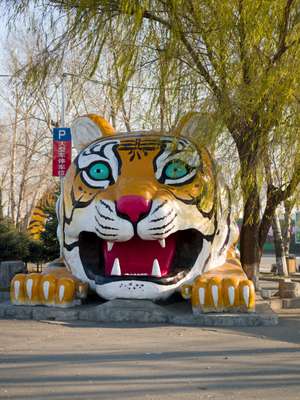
282, 199, 294, 258
240, 217, 261, 289
9, 106, 18, 224
272, 209, 288, 276
0, 187, 3, 220
239, 182, 261, 289
237, 137, 261, 288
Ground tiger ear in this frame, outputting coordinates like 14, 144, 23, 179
71, 114, 115, 152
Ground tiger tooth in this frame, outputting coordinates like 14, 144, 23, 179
159, 239, 166, 248
151, 259, 161, 277
107, 241, 114, 252
111, 258, 121, 276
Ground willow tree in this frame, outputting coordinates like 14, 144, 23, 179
3, 0, 300, 283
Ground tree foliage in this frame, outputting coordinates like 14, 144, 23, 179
2, 0, 300, 281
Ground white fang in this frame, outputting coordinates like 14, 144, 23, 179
212, 285, 219, 307
151, 259, 161, 277
243, 286, 250, 306
159, 239, 166, 248
111, 258, 121, 276
107, 242, 114, 252
26, 279, 33, 299
228, 286, 235, 305
14, 281, 20, 300
43, 281, 50, 300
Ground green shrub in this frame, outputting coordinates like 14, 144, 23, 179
0, 218, 30, 261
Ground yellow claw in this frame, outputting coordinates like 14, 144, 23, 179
10, 268, 88, 308
207, 276, 223, 312
55, 277, 76, 307
190, 275, 255, 314
10, 274, 26, 305
191, 277, 209, 311
222, 277, 240, 311
25, 273, 42, 305
39, 274, 58, 305
239, 279, 255, 312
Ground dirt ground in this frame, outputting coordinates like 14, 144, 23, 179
1, 310, 300, 400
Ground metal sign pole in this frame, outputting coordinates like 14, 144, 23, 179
59, 75, 65, 259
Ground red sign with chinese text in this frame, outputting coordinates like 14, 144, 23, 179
52, 128, 72, 177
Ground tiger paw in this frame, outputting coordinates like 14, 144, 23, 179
10, 271, 88, 308
181, 275, 255, 313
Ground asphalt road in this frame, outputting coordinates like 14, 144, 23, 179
1, 312, 300, 400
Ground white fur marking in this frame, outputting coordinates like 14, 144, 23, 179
243, 285, 250, 306
43, 281, 50, 300
228, 286, 235, 305
14, 281, 20, 300
59, 285, 65, 302
26, 279, 33, 299
199, 287, 205, 305
212, 285, 219, 307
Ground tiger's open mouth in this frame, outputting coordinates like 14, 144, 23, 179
78, 229, 203, 286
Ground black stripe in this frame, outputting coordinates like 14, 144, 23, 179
151, 200, 167, 215
100, 200, 114, 213
95, 206, 114, 221
95, 227, 117, 237
152, 225, 175, 236
149, 214, 177, 231
64, 188, 96, 225
226, 258, 241, 267
64, 241, 79, 251
95, 216, 117, 230
150, 209, 173, 223
28, 222, 43, 227
32, 210, 47, 218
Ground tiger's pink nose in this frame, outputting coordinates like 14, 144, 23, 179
116, 195, 151, 223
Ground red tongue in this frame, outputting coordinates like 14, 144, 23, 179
102, 235, 176, 277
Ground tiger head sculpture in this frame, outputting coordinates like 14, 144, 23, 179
60, 113, 237, 301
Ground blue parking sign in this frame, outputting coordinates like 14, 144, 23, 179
53, 127, 71, 141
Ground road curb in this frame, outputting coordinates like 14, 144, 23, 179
0, 299, 278, 326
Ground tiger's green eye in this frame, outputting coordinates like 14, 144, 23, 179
88, 162, 110, 180
164, 160, 189, 179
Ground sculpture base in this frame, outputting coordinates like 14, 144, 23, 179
0, 298, 277, 326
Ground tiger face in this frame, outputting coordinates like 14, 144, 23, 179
60, 115, 236, 300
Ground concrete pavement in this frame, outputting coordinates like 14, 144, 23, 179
0, 311, 300, 400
